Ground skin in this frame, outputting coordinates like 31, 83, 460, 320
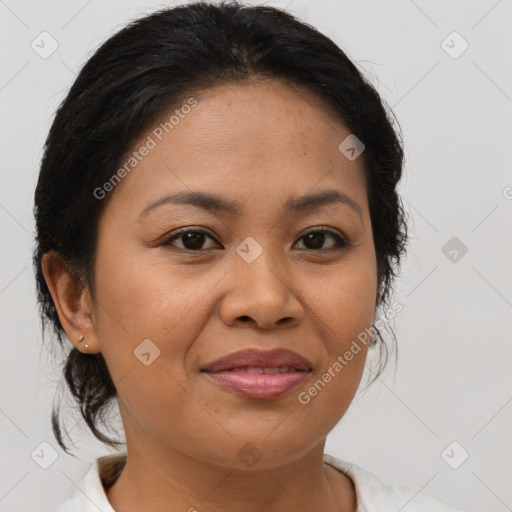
43, 78, 378, 512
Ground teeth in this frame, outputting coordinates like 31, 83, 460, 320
246, 367, 264, 374
231, 366, 295, 374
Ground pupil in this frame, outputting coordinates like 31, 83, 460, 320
305, 233, 324, 249
184, 232, 204, 249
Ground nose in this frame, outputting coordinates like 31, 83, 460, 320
219, 248, 304, 330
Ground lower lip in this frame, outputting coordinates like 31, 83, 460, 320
203, 370, 309, 399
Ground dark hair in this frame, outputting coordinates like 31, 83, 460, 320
33, 0, 408, 453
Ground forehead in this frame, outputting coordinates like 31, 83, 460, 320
102, 79, 368, 219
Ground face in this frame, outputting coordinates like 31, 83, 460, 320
85, 79, 377, 469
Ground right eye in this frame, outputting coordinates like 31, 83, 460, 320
160, 228, 221, 251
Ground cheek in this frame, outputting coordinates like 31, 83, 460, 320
93, 239, 201, 339
311, 251, 378, 343
296, 292, 374, 437
91, 256, 217, 442
91, 239, 228, 391
299, 255, 376, 415
331, 276, 377, 345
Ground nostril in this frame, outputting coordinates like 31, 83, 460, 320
239, 315, 252, 322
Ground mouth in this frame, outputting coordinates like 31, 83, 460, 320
201, 348, 313, 399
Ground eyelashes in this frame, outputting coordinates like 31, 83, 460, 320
162, 228, 219, 251
160, 226, 350, 253
294, 227, 349, 251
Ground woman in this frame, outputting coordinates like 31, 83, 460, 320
33, 2, 464, 510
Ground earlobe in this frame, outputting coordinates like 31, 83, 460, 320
41, 251, 99, 353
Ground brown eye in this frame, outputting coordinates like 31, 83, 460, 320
294, 228, 349, 251
161, 229, 220, 251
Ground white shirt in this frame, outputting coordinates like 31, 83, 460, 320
53, 452, 465, 512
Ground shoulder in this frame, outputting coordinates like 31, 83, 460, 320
323, 453, 466, 512
52, 453, 125, 512
51, 460, 101, 512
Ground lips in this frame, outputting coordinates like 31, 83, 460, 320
202, 348, 312, 399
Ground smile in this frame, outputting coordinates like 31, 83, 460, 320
202, 349, 313, 399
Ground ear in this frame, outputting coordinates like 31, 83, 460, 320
41, 251, 100, 354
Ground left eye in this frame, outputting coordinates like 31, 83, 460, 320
293, 228, 348, 251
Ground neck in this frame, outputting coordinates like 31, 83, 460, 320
105, 439, 356, 512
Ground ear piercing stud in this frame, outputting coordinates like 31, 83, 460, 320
78, 334, 89, 351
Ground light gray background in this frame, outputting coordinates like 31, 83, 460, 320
1, 1, 511, 511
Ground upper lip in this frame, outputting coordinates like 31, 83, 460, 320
202, 348, 313, 372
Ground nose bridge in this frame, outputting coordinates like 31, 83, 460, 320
219, 235, 303, 328
235, 235, 287, 293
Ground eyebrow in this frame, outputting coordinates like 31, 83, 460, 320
138, 189, 362, 221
